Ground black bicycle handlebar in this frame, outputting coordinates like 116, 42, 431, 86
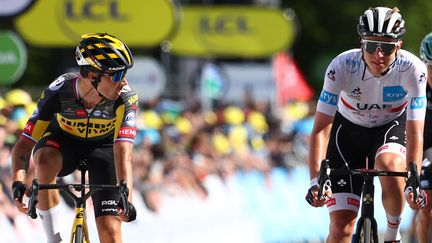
316, 159, 409, 201
27, 179, 130, 219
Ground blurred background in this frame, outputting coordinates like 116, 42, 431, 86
0, 0, 431, 242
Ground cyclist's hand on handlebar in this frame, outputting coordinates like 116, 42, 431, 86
405, 186, 428, 210
405, 162, 427, 210
305, 178, 331, 207
118, 200, 137, 222
12, 181, 29, 214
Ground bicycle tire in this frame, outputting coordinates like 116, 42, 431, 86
356, 217, 379, 243
360, 218, 373, 243
74, 225, 84, 243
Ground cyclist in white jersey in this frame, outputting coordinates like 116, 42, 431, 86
415, 32, 432, 243
305, 7, 427, 243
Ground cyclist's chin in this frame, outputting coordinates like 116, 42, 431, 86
103, 92, 119, 101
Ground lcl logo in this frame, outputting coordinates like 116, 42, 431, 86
199, 15, 253, 35
64, 0, 128, 21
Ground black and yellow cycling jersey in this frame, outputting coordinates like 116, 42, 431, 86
22, 73, 138, 143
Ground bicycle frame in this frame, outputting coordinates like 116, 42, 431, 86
27, 161, 130, 243
70, 206, 90, 243
317, 159, 408, 243
352, 171, 379, 242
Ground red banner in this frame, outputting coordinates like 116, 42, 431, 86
273, 52, 314, 105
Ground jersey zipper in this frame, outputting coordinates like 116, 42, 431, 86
84, 106, 97, 140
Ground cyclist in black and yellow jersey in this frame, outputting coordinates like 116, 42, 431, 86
11, 33, 138, 243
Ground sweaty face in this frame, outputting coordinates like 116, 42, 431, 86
361, 36, 402, 77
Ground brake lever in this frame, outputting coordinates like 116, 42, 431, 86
27, 179, 40, 219
119, 180, 130, 216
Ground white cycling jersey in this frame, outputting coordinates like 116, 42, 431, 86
317, 49, 427, 127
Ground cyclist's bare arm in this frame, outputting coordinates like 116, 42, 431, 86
114, 141, 137, 222
11, 137, 34, 182
307, 111, 334, 207
114, 141, 134, 201
405, 119, 426, 210
406, 120, 424, 170
309, 111, 334, 179
11, 137, 35, 213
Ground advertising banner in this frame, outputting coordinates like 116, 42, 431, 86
14, 0, 177, 47
169, 6, 296, 58
0, 31, 28, 85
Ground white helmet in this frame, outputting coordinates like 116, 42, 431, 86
357, 7, 406, 40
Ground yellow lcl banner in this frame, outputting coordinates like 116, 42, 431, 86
14, 0, 177, 47
168, 6, 296, 58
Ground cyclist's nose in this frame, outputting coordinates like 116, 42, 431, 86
373, 48, 385, 57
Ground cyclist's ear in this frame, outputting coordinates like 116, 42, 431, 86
88, 72, 97, 81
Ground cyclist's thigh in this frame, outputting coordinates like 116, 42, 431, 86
329, 210, 357, 228
33, 130, 80, 176
86, 144, 119, 217
371, 115, 406, 167
326, 112, 371, 213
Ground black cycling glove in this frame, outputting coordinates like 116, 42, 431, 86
305, 185, 318, 206
118, 199, 137, 222
405, 162, 427, 208
12, 181, 28, 203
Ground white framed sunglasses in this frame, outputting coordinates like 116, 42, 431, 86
361, 40, 399, 56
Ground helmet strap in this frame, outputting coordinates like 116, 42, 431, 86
91, 75, 105, 97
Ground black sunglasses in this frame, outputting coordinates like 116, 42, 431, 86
362, 40, 399, 56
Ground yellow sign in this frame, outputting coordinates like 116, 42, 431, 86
168, 6, 296, 58
14, 0, 177, 47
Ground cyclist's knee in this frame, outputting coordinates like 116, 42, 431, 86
329, 212, 356, 240
96, 215, 121, 237
375, 153, 404, 171
419, 209, 432, 225
34, 147, 62, 170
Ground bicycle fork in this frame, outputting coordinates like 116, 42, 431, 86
70, 207, 90, 243
352, 174, 379, 243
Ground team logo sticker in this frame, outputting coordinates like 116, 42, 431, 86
124, 111, 136, 126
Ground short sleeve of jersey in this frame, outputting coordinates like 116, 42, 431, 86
114, 85, 138, 143
22, 75, 65, 142
402, 54, 427, 120
316, 53, 346, 116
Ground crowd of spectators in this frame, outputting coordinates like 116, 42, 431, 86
0, 88, 317, 242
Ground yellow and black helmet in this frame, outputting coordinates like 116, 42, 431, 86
75, 33, 133, 72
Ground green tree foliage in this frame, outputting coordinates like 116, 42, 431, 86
3, 1, 432, 95
285, 0, 432, 93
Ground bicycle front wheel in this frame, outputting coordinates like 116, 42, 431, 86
354, 218, 378, 243
74, 225, 84, 243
